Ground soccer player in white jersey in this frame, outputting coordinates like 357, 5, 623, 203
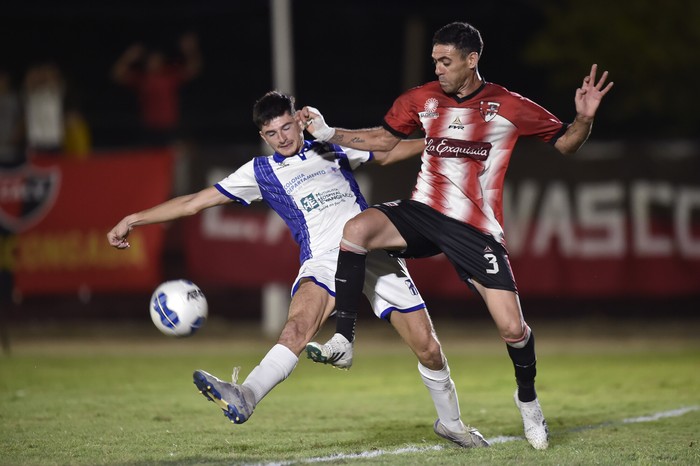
300, 21, 613, 450
107, 91, 490, 449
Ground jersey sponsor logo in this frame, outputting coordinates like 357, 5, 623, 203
448, 117, 465, 130
418, 97, 439, 119
0, 163, 61, 233
425, 137, 492, 161
300, 189, 354, 212
479, 101, 501, 122
300, 193, 320, 212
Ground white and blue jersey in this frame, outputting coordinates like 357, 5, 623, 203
215, 140, 425, 320
215, 140, 369, 264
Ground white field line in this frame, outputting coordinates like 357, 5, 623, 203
248, 405, 699, 466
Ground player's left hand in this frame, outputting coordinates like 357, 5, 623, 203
107, 220, 132, 249
575, 64, 613, 120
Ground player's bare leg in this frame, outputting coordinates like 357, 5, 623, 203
471, 282, 549, 449
306, 208, 406, 367
390, 309, 489, 448
277, 280, 335, 354
335, 208, 407, 344
195, 280, 334, 423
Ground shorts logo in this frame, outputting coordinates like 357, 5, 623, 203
479, 101, 501, 122
418, 97, 439, 119
300, 193, 319, 212
404, 279, 418, 295
448, 117, 465, 130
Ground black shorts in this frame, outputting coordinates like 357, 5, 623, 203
371, 199, 518, 293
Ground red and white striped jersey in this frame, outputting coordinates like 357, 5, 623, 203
383, 81, 566, 245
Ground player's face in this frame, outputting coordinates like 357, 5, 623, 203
432, 44, 476, 96
259, 112, 305, 157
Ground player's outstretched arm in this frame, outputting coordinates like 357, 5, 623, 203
297, 106, 400, 152
107, 186, 228, 249
373, 138, 425, 166
554, 64, 613, 155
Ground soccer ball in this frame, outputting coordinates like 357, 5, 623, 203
149, 279, 208, 337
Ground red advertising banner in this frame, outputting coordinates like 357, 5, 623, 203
183, 206, 298, 288
1, 150, 173, 295
183, 144, 700, 299
184, 196, 700, 298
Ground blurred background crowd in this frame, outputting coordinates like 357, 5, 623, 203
2, 1, 698, 159
1, 0, 699, 336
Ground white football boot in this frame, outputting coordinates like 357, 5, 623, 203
514, 390, 549, 449
433, 419, 490, 448
305, 333, 353, 369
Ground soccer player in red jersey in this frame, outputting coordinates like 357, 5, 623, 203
300, 21, 613, 450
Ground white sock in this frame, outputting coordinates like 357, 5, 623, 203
242, 344, 298, 406
418, 362, 464, 432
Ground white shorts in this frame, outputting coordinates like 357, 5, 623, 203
291, 249, 425, 320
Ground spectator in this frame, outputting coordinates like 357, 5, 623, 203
23, 63, 65, 155
62, 107, 91, 160
111, 32, 202, 147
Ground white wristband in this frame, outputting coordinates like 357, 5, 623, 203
305, 106, 336, 142
314, 125, 336, 142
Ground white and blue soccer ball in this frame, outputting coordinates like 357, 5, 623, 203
149, 279, 208, 337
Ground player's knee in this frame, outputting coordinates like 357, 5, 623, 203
278, 317, 318, 351
415, 338, 444, 370
502, 322, 531, 348
342, 216, 369, 244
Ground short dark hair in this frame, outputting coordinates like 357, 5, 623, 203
253, 91, 296, 129
432, 22, 483, 58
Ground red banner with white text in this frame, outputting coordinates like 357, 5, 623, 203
1, 150, 174, 295
183, 143, 700, 299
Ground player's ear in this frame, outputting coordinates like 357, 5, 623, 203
467, 51, 479, 70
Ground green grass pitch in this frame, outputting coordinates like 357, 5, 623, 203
1, 316, 699, 465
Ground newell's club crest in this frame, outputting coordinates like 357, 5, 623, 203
479, 101, 501, 122
0, 163, 61, 233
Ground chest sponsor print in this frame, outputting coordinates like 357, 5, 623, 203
300, 189, 354, 212
424, 137, 492, 161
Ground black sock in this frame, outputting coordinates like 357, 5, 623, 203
334, 249, 367, 342
506, 330, 538, 402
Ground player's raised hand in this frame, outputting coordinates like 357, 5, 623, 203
575, 64, 613, 120
297, 106, 335, 141
296, 106, 314, 131
107, 220, 132, 249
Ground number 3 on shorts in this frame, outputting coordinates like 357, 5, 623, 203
484, 253, 499, 274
